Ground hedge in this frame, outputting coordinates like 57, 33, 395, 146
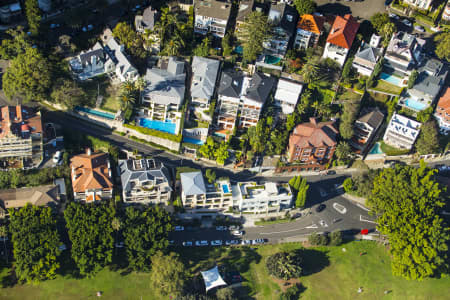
124, 123, 182, 142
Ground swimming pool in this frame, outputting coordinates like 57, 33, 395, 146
139, 118, 177, 134
264, 55, 281, 64
380, 72, 403, 86
369, 142, 384, 155
75, 106, 115, 120
404, 98, 427, 111
222, 184, 230, 193
234, 46, 243, 54
183, 137, 205, 145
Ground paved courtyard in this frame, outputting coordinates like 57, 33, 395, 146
316, 0, 387, 20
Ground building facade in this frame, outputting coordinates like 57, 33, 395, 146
194, 0, 231, 38
273, 79, 303, 115
294, 14, 325, 49
350, 108, 384, 154
352, 34, 383, 77
287, 118, 338, 170
383, 113, 421, 150
403, 0, 434, 10
435, 87, 450, 135
119, 158, 172, 205
191, 56, 220, 110
442, 1, 450, 22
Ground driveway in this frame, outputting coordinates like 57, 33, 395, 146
316, 0, 387, 20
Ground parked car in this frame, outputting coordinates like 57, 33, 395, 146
225, 240, 240, 246
414, 25, 425, 32
182, 241, 193, 247
174, 226, 184, 231
53, 151, 62, 163
316, 204, 326, 213
211, 240, 222, 246
232, 230, 244, 236
216, 226, 227, 231
229, 225, 240, 231
169, 240, 175, 245
241, 240, 252, 245
114, 242, 124, 248
252, 239, 266, 245
195, 240, 208, 246
402, 19, 412, 27
326, 170, 336, 175
389, 13, 399, 20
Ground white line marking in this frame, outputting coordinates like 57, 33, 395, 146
356, 203, 370, 212
360, 215, 377, 224
260, 224, 318, 235
306, 224, 318, 229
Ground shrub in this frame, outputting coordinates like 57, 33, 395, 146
308, 233, 329, 246
266, 251, 302, 280
329, 231, 343, 246
279, 284, 304, 300
343, 178, 354, 193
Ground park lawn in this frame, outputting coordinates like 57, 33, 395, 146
380, 141, 410, 156
372, 80, 403, 95
100, 84, 122, 112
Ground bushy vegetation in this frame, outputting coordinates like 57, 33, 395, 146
266, 251, 303, 280
288, 176, 309, 208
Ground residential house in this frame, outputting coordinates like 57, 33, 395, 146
352, 34, 383, 76
232, 181, 293, 214
403, 0, 434, 10
105, 38, 139, 82
273, 79, 303, 114
264, 2, 298, 57
235, 0, 267, 33
383, 113, 421, 150
194, 0, 232, 38
135, 6, 160, 53
350, 107, 384, 154
442, 1, 450, 22
119, 158, 172, 205
0, 1, 21, 24
70, 149, 113, 202
435, 87, 450, 135
294, 14, 325, 49
239, 72, 275, 128
399, 58, 448, 111
287, 118, 338, 170
322, 14, 359, 66
0, 185, 59, 218
139, 57, 186, 135
216, 71, 244, 132
383, 31, 425, 85
180, 171, 232, 212
0, 105, 43, 169
191, 56, 221, 112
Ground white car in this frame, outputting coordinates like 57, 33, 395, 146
225, 240, 240, 246
182, 241, 193, 247
195, 240, 208, 246
232, 230, 243, 236
216, 226, 227, 231
241, 240, 252, 245
389, 13, 399, 20
53, 151, 62, 163
402, 19, 412, 27
211, 240, 222, 246
414, 25, 425, 32
174, 226, 184, 231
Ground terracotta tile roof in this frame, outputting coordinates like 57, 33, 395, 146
297, 14, 325, 35
437, 87, 450, 115
0, 185, 59, 211
0, 105, 42, 139
289, 118, 338, 149
326, 14, 359, 50
70, 150, 113, 194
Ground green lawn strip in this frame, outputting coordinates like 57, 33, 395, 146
254, 218, 296, 226
380, 141, 410, 156
372, 80, 403, 95
337, 89, 362, 101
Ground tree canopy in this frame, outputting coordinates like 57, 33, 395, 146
266, 251, 302, 280
289, 176, 309, 208
51, 79, 86, 109
408, 70, 418, 89
434, 32, 450, 62
293, 0, 315, 16
193, 37, 211, 57
368, 163, 449, 280
415, 120, 441, 155
112, 22, 146, 59
150, 251, 187, 298
64, 202, 116, 276
236, 11, 269, 62
3, 47, 52, 102
0, 27, 33, 59
9, 205, 61, 283
123, 206, 172, 271
25, 0, 42, 36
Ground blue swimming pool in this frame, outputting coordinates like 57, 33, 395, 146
369, 142, 384, 155
75, 106, 115, 120
234, 46, 243, 54
183, 137, 205, 145
139, 118, 176, 134
404, 98, 427, 111
264, 55, 281, 64
380, 72, 403, 86
222, 184, 230, 193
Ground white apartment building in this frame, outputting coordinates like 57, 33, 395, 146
232, 182, 293, 214
383, 113, 421, 150
403, 0, 434, 10
180, 172, 233, 212
194, 0, 231, 38
273, 79, 303, 114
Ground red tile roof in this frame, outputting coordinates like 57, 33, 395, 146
289, 118, 338, 149
297, 14, 325, 35
437, 87, 450, 114
326, 14, 359, 50
0, 105, 42, 139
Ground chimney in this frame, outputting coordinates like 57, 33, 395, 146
87, 148, 92, 156
310, 117, 318, 127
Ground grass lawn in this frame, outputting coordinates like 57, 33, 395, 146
372, 80, 403, 95
79, 75, 121, 111
101, 83, 122, 112
1, 241, 449, 299
337, 88, 363, 102
254, 218, 296, 226
380, 141, 410, 156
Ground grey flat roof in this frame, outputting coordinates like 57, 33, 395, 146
180, 171, 206, 195
191, 56, 220, 100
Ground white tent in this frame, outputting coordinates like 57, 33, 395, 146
200, 266, 227, 292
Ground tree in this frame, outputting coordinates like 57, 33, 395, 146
280, 284, 303, 300
51, 79, 86, 109
205, 169, 216, 183
0, 225, 8, 263
64, 202, 116, 276
25, 0, 42, 36
293, 0, 315, 16
341, 58, 354, 81
150, 251, 187, 298
289, 176, 309, 208
123, 206, 172, 271
0, 27, 32, 59
380, 22, 396, 47
415, 120, 441, 155
368, 163, 449, 280
266, 251, 302, 280
434, 32, 450, 62
163, 33, 185, 56
222, 33, 233, 57
236, 11, 269, 62
9, 205, 61, 283
193, 37, 211, 57
215, 141, 230, 165
3, 47, 51, 102
112, 22, 146, 59
308, 233, 329, 246
216, 287, 235, 300
329, 231, 343, 246
408, 70, 419, 89
335, 141, 352, 164
339, 100, 360, 139
199, 137, 217, 160
299, 57, 320, 84
370, 13, 390, 32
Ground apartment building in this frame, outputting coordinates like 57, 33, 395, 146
350, 108, 384, 154
287, 118, 338, 170
442, 1, 450, 22
273, 79, 303, 114
70, 149, 113, 202
191, 56, 220, 111
352, 34, 383, 77
294, 14, 325, 50
383, 113, 421, 150
216, 71, 244, 132
0, 105, 43, 169
119, 158, 172, 205
180, 171, 232, 212
232, 181, 293, 214
435, 87, 450, 135
322, 14, 359, 66
403, 0, 434, 10
194, 0, 231, 38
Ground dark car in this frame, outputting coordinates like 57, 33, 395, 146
326, 170, 336, 175
316, 204, 326, 213
385, 0, 393, 5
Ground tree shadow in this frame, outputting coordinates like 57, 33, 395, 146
1, 267, 18, 288
317, 3, 352, 16
296, 248, 330, 276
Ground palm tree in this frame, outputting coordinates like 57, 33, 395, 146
134, 77, 146, 93
120, 92, 134, 110
299, 58, 320, 84
164, 36, 184, 57
121, 80, 134, 94
0, 225, 8, 263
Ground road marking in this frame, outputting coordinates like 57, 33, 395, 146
356, 203, 370, 212
333, 202, 347, 214
319, 220, 328, 227
360, 215, 377, 224
306, 224, 318, 229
